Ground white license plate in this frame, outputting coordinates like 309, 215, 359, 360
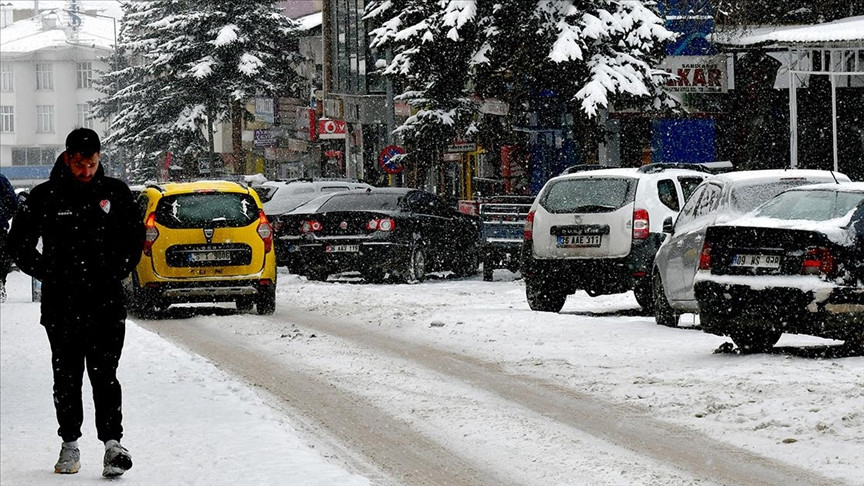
730, 254, 781, 269
326, 244, 359, 253
189, 251, 230, 262
557, 235, 602, 248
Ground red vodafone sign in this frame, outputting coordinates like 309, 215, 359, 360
317, 119, 347, 139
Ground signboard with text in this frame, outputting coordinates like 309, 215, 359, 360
661, 55, 727, 93
317, 119, 347, 139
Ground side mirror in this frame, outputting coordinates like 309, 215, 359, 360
662, 216, 674, 234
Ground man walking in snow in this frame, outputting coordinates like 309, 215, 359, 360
8, 128, 144, 477
0, 172, 18, 303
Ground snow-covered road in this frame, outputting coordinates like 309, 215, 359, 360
2, 269, 862, 485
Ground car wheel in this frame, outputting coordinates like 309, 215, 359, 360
525, 277, 566, 313
653, 272, 679, 327
633, 276, 653, 312
236, 297, 254, 312
256, 286, 276, 315
401, 246, 426, 283
729, 328, 782, 354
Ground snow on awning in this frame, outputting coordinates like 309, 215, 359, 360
711, 16, 864, 48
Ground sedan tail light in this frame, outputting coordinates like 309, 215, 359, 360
366, 218, 396, 231
632, 208, 650, 240
257, 210, 273, 253
698, 241, 711, 270
524, 210, 535, 240
143, 212, 158, 257
300, 219, 322, 234
802, 247, 834, 275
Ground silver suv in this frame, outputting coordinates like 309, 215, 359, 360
521, 165, 709, 312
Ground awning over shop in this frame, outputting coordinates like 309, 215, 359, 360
711, 16, 864, 47
712, 16, 864, 171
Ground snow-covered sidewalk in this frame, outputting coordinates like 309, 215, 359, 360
0, 270, 369, 486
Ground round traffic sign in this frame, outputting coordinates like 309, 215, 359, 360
378, 145, 405, 174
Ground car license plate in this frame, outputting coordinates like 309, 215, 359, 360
326, 244, 359, 253
189, 251, 231, 262
730, 254, 781, 269
557, 235, 602, 248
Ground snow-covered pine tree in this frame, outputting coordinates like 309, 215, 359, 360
366, 0, 480, 185
368, 0, 677, 178
95, 0, 302, 179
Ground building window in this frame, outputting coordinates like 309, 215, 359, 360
0, 62, 12, 92
11, 147, 57, 166
0, 106, 13, 133
36, 105, 54, 133
77, 61, 92, 89
35, 63, 54, 90
77, 103, 94, 129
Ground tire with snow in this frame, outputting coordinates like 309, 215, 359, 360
126, 273, 159, 319
525, 277, 566, 313
633, 276, 653, 313
652, 272, 679, 327
400, 245, 426, 283
256, 286, 276, 315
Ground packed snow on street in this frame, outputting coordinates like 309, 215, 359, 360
1, 268, 862, 485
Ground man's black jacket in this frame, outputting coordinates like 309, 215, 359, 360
9, 155, 145, 324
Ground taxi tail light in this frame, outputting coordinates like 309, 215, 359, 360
802, 247, 834, 275
698, 241, 711, 270
366, 218, 396, 231
633, 209, 650, 240
143, 212, 158, 256
257, 210, 273, 253
524, 210, 535, 240
300, 219, 322, 234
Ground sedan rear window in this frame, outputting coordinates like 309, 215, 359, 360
541, 178, 635, 213
156, 193, 259, 228
317, 193, 404, 212
755, 190, 864, 222
730, 179, 823, 213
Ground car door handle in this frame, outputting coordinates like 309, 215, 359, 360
694, 235, 703, 242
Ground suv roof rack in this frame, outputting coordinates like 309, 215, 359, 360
143, 180, 165, 192
560, 164, 610, 175
637, 161, 734, 174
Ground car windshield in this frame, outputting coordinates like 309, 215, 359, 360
729, 179, 826, 213
317, 193, 404, 212
541, 178, 635, 213
754, 190, 864, 222
155, 192, 258, 228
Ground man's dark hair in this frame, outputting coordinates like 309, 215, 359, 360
65, 128, 101, 157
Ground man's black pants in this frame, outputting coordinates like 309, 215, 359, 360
44, 318, 126, 443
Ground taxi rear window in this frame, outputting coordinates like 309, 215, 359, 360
155, 193, 259, 228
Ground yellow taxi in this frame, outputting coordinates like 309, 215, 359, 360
126, 180, 277, 315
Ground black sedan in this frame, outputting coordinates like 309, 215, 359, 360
694, 182, 864, 353
280, 188, 481, 282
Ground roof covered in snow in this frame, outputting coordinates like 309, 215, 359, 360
295, 11, 322, 31
711, 16, 864, 47
0, 7, 116, 55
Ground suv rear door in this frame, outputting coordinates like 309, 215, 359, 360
151, 191, 266, 278
532, 176, 637, 259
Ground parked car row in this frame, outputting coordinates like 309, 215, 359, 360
122, 170, 862, 353
522, 165, 862, 352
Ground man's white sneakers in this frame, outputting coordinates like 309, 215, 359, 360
54, 441, 80, 474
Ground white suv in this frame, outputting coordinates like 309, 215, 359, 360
521, 165, 709, 312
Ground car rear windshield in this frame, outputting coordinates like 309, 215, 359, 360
155, 192, 259, 228
730, 179, 828, 213
317, 193, 404, 212
755, 190, 864, 222
541, 178, 635, 213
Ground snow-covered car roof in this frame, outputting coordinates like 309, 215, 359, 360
708, 169, 851, 185
783, 181, 864, 193
548, 166, 708, 182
